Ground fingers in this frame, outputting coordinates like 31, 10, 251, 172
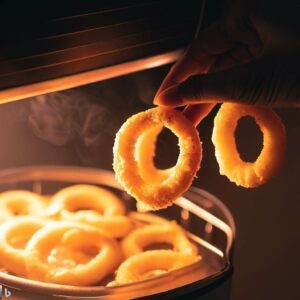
155, 46, 213, 99
183, 104, 216, 126
155, 8, 263, 98
154, 70, 233, 106
155, 54, 300, 107
155, 21, 234, 98
155, 53, 210, 98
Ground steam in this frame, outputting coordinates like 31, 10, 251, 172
27, 67, 169, 167
29, 92, 77, 146
28, 89, 118, 166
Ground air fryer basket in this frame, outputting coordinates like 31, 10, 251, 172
0, 166, 235, 299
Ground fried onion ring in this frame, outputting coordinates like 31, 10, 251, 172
0, 217, 45, 276
121, 223, 198, 258
212, 103, 286, 187
63, 212, 132, 238
0, 190, 45, 222
115, 250, 199, 284
113, 107, 202, 210
47, 184, 132, 237
25, 222, 122, 285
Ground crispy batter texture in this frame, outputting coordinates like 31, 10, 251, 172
25, 222, 122, 285
0, 190, 45, 222
212, 103, 286, 188
0, 217, 45, 276
48, 184, 125, 216
115, 250, 199, 285
113, 107, 202, 210
121, 223, 198, 258
47, 184, 132, 238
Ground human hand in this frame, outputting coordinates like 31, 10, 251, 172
154, 2, 300, 125
155, 53, 300, 108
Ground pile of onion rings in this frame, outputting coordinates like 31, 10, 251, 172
0, 185, 200, 286
113, 103, 286, 208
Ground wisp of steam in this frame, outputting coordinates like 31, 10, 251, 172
26, 72, 162, 167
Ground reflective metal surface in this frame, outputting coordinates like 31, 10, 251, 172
0, 166, 235, 299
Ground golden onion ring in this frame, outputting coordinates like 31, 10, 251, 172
64, 211, 132, 238
0, 217, 45, 276
25, 222, 122, 285
47, 184, 132, 237
134, 104, 215, 184
212, 103, 286, 187
115, 250, 199, 284
121, 223, 198, 258
48, 184, 125, 216
113, 107, 202, 210
0, 190, 45, 222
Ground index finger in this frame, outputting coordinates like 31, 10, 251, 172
155, 21, 234, 98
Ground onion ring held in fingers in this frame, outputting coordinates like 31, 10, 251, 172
212, 103, 286, 187
113, 107, 202, 210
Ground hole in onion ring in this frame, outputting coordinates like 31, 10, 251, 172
47, 246, 98, 268
143, 242, 173, 251
153, 128, 179, 169
69, 206, 103, 214
48, 244, 100, 267
8, 234, 33, 249
63, 196, 104, 215
7, 202, 29, 216
235, 116, 263, 162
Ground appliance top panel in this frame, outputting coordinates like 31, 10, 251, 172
0, 0, 202, 91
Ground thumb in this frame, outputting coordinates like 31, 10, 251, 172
154, 54, 299, 107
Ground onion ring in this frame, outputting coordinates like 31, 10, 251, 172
63, 212, 132, 238
25, 222, 122, 286
115, 250, 199, 284
0, 217, 45, 276
212, 103, 286, 187
48, 184, 125, 216
113, 107, 202, 210
47, 184, 132, 237
121, 223, 198, 258
0, 190, 45, 222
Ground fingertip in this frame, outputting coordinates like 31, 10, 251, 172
153, 86, 183, 107
153, 93, 160, 105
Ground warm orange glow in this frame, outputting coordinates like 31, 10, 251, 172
0, 49, 183, 105
0, 167, 235, 299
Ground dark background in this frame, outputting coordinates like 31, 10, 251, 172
0, 66, 298, 300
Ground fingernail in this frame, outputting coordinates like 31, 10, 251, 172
154, 86, 183, 106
